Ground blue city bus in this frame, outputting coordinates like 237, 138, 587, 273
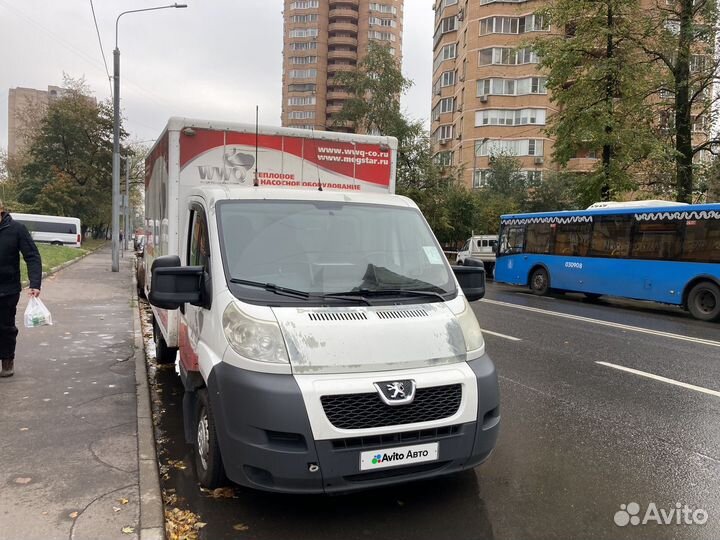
494, 202, 720, 321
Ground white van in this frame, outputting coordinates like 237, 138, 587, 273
12, 213, 82, 247
143, 119, 500, 493
457, 235, 498, 275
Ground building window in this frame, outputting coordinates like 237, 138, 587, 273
434, 43, 457, 72
288, 96, 316, 106
432, 97, 455, 120
475, 139, 544, 157
290, 1, 319, 9
288, 83, 316, 92
473, 169, 490, 188
289, 28, 319, 38
440, 70, 455, 87
291, 14, 319, 22
435, 124, 454, 141
477, 77, 547, 96
369, 3, 398, 14
290, 42, 318, 51
368, 31, 396, 41
436, 151, 454, 166
479, 47, 538, 66
475, 108, 546, 126
289, 69, 318, 79
288, 111, 316, 120
370, 17, 397, 27
290, 56, 318, 64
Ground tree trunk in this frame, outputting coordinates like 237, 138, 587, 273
601, 2, 615, 201
675, 0, 694, 203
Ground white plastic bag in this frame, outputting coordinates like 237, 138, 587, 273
24, 297, 53, 328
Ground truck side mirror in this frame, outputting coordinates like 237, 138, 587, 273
452, 265, 486, 302
149, 255, 204, 310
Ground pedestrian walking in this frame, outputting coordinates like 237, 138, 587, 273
0, 200, 42, 377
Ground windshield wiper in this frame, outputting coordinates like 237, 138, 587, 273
229, 278, 311, 299
341, 288, 448, 302
318, 292, 372, 306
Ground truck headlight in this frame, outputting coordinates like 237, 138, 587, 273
222, 302, 290, 364
457, 297, 485, 352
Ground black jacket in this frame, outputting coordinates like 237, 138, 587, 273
0, 212, 42, 296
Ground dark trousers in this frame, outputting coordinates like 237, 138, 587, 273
0, 293, 20, 360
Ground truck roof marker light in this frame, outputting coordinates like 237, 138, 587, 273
182, 127, 195, 136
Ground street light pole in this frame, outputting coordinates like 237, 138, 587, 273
111, 2, 187, 271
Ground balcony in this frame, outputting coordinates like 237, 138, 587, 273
328, 35, 358, 47
328, 63, 355, 74
329, 8, 359, 20
326, 103, 345, 114
328, 48, 358, 62
327, 89, 351, 100
329, 0, 358, 8
329, 21, 358, 34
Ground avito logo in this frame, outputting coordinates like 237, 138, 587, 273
371, 449, 430, 466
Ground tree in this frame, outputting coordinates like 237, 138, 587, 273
332, 41, 412, 135
534, 0, 661, 200
18, 77, 126, 236
633, 0, 720, 202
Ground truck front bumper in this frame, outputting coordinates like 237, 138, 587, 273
205, 355, 500, 494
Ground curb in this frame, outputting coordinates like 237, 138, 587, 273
132, 269, 166, 540
21, 242, 109, 289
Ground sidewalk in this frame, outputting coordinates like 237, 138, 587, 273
0, 247, 161, 540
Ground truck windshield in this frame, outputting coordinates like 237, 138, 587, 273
217, 200, 455, 299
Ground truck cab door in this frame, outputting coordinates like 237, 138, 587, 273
179, 204, 212, 373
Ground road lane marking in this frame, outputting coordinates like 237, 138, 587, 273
480, 329, 522, 341
481, 298, 720, 348
596, 361, 720, 398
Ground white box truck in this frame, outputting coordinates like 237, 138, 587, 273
141, 118, 499, 493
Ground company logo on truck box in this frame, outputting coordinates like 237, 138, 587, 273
179, 129, 394, 193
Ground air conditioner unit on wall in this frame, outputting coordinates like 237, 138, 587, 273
479, 95, 488, 102
534, 157, 545, 165
435, 89, 442, 96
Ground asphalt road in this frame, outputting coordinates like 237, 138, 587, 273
149, 285, 720, 540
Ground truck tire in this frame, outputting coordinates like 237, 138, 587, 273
530, 268, 550, 296
194, 389, 227, 489
687, 281, 720, 321
153, 318, 178, 364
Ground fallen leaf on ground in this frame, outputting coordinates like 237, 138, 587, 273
233, 523, 249, 531
165, 507, 203, 540
118, 498, 129, 505
14, 477, 32, 484
69, 512, 79, 519
194, 522, 207, 530
121, 526, 135, 534
113, 507, 121, 513
19, 427, 29, 431
202, 486, 236, 499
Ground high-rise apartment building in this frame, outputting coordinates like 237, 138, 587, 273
7, 86, 68, 158
431, 0, 714, 190
282, 0, 404, 132
431, 0, 555, 189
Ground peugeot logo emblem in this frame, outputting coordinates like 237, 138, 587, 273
374, 379, 416, 406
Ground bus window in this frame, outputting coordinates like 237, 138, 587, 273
554, 222, 591, 256
525, 223, 553, 254
500, 225, 524, 254
682, 219, 720, 262
632, 220, 683, 260
590, 216, 633, 257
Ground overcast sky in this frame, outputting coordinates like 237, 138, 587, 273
0, 0, 434, 150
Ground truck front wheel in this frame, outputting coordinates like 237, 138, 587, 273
194, 389, 227, 488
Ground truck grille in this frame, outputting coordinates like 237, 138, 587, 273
321, 384, 462, 430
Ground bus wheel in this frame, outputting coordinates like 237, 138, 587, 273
687, 282, 720, 321
153, 318, 178, 364
195, 389, 227, 488
530, 268, 549, 295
